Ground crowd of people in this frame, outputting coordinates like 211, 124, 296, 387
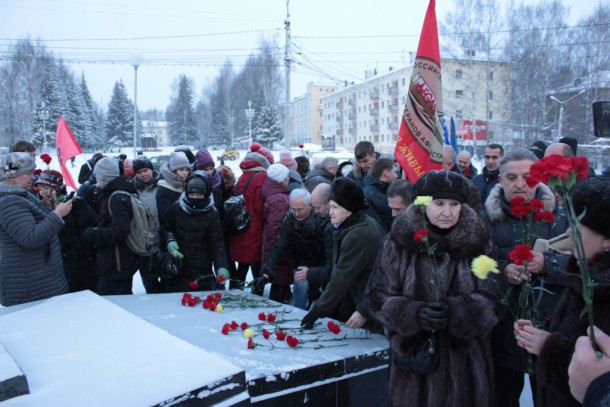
1, 137, 610, 406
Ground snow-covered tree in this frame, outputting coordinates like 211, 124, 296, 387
166, 74, 197, 146
209, 61, 234, 146
253, 105, 283, 147
79, 73, 103, 148
105, 80, 134, 146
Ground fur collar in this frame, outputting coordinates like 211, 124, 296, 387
158, 163, 186, 192
390, 203, 490, 258
484, 182, 556, 223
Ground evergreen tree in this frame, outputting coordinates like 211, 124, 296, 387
105, 80, 133, 146
253, 105, 283, 147
166, 74, 197, 146
80, 73, 102, 148
209, 62, 234, 146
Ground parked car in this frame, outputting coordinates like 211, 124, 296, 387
219, 146, 240, 161
150, 155, 170, 171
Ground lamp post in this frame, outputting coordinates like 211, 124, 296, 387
39, 101, 49, 153
229, 115, 235, 146
245, 100, 255, 145
128, 54, 144, 157
550, 89, 585, 139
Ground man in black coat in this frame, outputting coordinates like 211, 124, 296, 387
473, 143, 504, 204
362, 157, 397, 232
82, 157, 140, 295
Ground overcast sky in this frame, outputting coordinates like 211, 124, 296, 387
0, 0, 601, 112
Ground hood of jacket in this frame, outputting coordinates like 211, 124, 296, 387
133, 170, 160, 191
158, 163, 186, 192
362, 173, 390, 192
484, 182, 556, 223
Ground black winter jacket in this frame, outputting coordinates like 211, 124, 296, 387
362, 174, 392, 231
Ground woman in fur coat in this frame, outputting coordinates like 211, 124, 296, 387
366, 170, 501, 407
515, 176, 610, 406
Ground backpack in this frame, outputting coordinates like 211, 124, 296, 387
109, 190, 159, 256
223, 172, 261, 235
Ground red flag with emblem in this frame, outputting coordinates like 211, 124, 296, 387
394, 0, 443, 182
55, 115, 82, 190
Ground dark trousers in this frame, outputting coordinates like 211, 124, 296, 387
495, 365, 537, 407
229, 262, 261, 294
139, 256, 165, 294
97, 277, 132, 295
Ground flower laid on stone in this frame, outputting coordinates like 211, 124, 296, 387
181, 293, 200, 307
262, 329, 271, 339
327, 321, 341, 335
241, 322, 249, 331
221, 323, 230, 335
286, 336, 300, 348
471, 255, 499, 280
243, 328, 255, 339
202, 293, 222, 312
247, 338, 257, 349
276, 331, 286, 341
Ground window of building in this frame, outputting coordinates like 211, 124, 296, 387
488, 71, 494, 80
381, 101, 384, 108
456, 110, 463, 119
489, 91, 493, 100
456, 90, 464, 99
488, 111, 493, 120
402, 78, 406, 87
456, 69, 463, 79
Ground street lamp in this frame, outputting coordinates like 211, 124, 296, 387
39, 101, 49, 153
229, 116, 235, 146
128, 54, 144, 157
245, 101, 255, 145
550, 89, 585, 139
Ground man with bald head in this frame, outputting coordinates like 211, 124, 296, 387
544, 142, 574, 158
310, 183, 331, 217
457, 150, 478, 179
442, 145, 460, 173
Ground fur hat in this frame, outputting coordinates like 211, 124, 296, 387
217, 165, 236, 188
93, 157, 121, 182
328, 177, 365, 213
530, 140, 549, 159
169, 151, 191, 172
0, 152, 36, 180
35, 170, 64, 189
279, 150, 298, 170
413, 170, 470, 204
242, 152, 270, 169
132, 156, 154, 173
267, 163, 289, 183
174, 146, 196, 164
250, 142, 274, 164
573, 177, 610, 239
195, 150, 215, 170
186, 171, 212, 200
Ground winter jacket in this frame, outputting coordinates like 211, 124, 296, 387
156, 163, 186, 227
304, 166, 334, 191
482, 182, 570, 372
312, 211, 385, 322
362, 174, 392, 232
261, 210, 328, 282
163, 193, 228, 292
472, 166, 500, 204
229, 166, 267, 263
81, 175, 140, 284
0, 182, 69, 306
462, 163, 479, 179
366, 204, 501, 407
134, 170, 160, 228
346, 152, 381, 186
583, 371, 610, 407
287, 169, 303, 192
535, 254, 610, 407
261, 177, 291, 286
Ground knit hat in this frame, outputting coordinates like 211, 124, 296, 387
413, 170, 470, 204
250, 142, 274, 164
174, 146, 196, 164
93, 157, 121, 182
267, 163, 289, 183
186, 171, 212, 199
195, 150, 215, 170
0, 152, 36, 180
279, 150, 298, 170
572, 177, 610, 239
132, 156, 154, 173
328, 177, 366, 213
34, 170, 64, 189
530, 140, 549, 159
169, 151, 191, 172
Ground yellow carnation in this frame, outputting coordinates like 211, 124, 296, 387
414, 195, 433, 207
471, 255, 499, 280
215, 304, 223, 313
243, 328, 255, 339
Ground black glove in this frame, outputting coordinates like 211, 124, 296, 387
251, 275, 269, 292
418, 301, 449, 332
301, 306, 321, 329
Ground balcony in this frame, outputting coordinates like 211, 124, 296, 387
348, 96, 357, 105
388, 86, 398, 95
370, 108, 379, 116
336, 114, 343, 122
370, 90, 379, 100
387, 122, 399, 131
348, 110, 357, 120
349, 127, 357, 135
370, 124, 379, 133
388, 103, 399, 113
337, 128, 344, 136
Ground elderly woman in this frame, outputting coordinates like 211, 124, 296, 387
0, 152, 72, 306
366, 170, 500, 407
515, 176, 610, 406
300, 177, 385, 329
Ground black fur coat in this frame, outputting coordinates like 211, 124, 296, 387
536, 253, 610, 406
366, 203, 501, 407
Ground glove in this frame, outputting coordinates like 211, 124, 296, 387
217, 268, 230, 283
301, 307, 321, 329
251, 275, 269, 292
418, 301, 449, 332
167, 241, 184, 260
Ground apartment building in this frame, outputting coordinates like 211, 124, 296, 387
290, 82, 337, 146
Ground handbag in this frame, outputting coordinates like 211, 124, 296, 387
391, 331, 439, 374
149, 251, 182, 278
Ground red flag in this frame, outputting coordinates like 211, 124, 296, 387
394, 0, 443, 183
55, 115, 82, 190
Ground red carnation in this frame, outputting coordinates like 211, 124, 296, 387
327, 321, 341, 334
247, 338, 256, 349
258, 312, 267, 321
214, 292, 222, 300
413, 228, 428, 241
218, 274, 226, 284
241, 322, 248, 331
221, 323, 230, 335
509, 244, 534, 266
511, 204, 533, 219
181, 293, 191, 306
533, 210, 555, 223
298, 144, 304, 149
276, 331, 286, 341
286, 336, 299, 348
40, 153, 52, 165
262, 329, 270, 339
230, 320, 239, 330
569, 156, 590, 180
267, 313, 276, 323
34, 168, 43, 175
189, 281, 199, 289
510, 197, 526, 207
529, 199, 544, 210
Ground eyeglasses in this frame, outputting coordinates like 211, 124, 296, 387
290, 207, 307, 213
